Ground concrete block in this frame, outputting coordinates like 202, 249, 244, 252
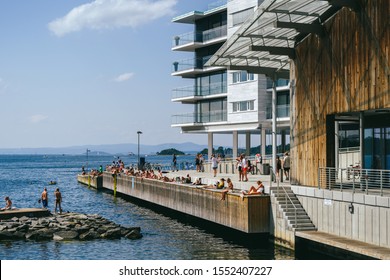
324, 189, 333, 199
379, 208, 388, 246
298, 186, 306, 196
354, 193, 365, 204
306, 187, 315, 197
364, 195, 376, 206
314, 189, 324, 198
333, 190, 343, 201
290, 185, 299, 193
342, 192, 353, 202
377, 196, 390, 207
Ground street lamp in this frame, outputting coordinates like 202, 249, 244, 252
86, 149, 91, 172
137, 131, 142, 169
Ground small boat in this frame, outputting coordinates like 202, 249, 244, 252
49, 181, 57, 185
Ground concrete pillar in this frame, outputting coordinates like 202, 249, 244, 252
233, 131, 238, 158
335, 121, 339, 169
246, 132, 251, 156
261, 128, 266, 156
272, 78, 277, 173
360, 111, 364, 168
208, 132, 213, 161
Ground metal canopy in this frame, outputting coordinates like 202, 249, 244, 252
206, 0, 340, 79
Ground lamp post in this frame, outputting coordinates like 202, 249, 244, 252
137, 131, 142, 170
86, 149, 90, 172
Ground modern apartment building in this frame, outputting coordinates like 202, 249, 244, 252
171, 0, 290, 159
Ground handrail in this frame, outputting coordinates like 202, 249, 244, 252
318, 167, 390, 196
271, 167, 298, 229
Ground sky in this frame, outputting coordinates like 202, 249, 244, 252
0, 0, 220, 149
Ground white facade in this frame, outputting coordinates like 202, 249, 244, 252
171, 0, 290, 159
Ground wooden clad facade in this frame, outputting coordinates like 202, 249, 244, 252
290, 0, 390, 187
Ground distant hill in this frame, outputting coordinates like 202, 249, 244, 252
0, 142, 208, 155
157, 148, 185, 156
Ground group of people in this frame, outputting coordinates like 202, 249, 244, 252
275, 152, 291, 181
236, 154, 253, 182
40, 187, 62, 214
195, 154, 205, 172
199, 177, 265, 201
1, 187, 63, 214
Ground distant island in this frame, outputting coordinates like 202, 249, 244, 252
156, 148, 185, 156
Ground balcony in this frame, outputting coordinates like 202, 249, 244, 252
172, 25, 227, 51
266, 104, 290, 119
171, 82, 227, 102
172, 55, 224, 78
171, 110, 227, 126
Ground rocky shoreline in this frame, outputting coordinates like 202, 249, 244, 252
0, 212, 142, 241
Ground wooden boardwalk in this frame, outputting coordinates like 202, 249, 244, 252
0, 208, 51, 220
296, 231, 390, 260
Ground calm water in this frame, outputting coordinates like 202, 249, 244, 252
0, 154, 295, 260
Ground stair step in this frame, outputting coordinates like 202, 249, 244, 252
294, 226, 317, 231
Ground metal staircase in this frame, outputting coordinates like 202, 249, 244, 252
270, 184, 316, 231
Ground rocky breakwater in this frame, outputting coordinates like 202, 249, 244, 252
0, 212, 142, 241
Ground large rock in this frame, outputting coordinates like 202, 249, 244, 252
125, 229, 143, 240
1, 212, 142, 242
53, 230, 79, 241
100, 228, 122, 239
79, 230, 101, 240
25, 229, 54, 241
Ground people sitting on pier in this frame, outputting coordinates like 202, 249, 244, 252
221, 178, 233, 201
201, 178, 225, 189
81, 166, 86, 175
241, 181, 265, 199
192, 177, 202, 185
181, 174, 191, 184
0, 196, 12, 211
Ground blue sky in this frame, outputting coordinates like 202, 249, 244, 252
0, 0, 216, 149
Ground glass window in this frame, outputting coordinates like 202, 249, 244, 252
232, 71, 255, 84
232, 100, 255, 112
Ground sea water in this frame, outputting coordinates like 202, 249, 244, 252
0, 154, 295, 260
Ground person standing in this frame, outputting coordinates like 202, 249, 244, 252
211, 154, 218, 177
276, 155, 282, 182
172, 154, 178, 172
195, 154, 200, 172
54, 188, 62, 214
283, 152, 291, 180
41, 188, 48, 209
241, 154, 248, 182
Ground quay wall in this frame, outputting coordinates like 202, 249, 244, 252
77, 175, 103, 190
101, 173, 270, 234
292, 186, 390, 249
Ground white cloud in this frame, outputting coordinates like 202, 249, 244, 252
29, 114, 48, 124
114, 72, 134, 82
48, 0, 178, 37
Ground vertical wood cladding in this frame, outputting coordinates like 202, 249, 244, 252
291, 0, 389, 187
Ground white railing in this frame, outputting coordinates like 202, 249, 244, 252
318, 167, 390, 196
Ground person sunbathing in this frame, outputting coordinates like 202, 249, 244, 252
241, 181, 264, 197
201, 178, 225, 189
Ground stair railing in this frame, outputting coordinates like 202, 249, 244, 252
271, 167, 298, 228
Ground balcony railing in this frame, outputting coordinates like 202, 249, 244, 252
318, 167, 390, 196
266, 104, 290, 119
172, 82, 227, 99
172, 55, 213, 72
172, 110, 227, 125
172, 25, 227, 48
